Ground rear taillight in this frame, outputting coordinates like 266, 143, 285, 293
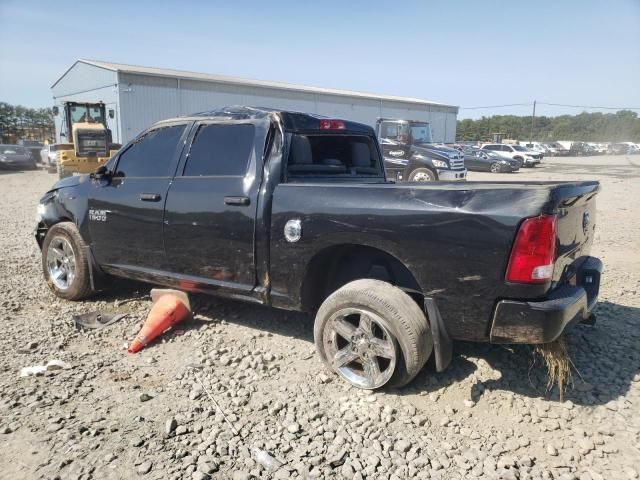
506, 215, 557, 284
319, 119, 346, 130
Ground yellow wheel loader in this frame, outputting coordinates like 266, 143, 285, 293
53, 102, 121, 179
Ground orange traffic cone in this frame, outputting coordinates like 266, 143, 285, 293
128, 290, 191, 354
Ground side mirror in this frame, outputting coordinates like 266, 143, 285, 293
52, 106, 59, 116
108, 109, 115, 119
91, 165, 111, 181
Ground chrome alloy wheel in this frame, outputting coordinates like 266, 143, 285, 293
323, 308, 397, 389
411, 171, 433, 181
46, 236, 76, 290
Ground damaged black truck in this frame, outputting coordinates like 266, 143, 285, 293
35, 107, 602, 390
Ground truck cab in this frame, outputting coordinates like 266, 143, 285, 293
375, 118, 466, 182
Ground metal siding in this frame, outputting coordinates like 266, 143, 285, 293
118, 73, 180, 141
445, 111, 457, 143
52, 62, 117, 98
116, 73, 458, 144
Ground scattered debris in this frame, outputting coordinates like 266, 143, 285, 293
19, 365, 46, 377
19, 359, 71, 377
251, 447, 283, 471
45, 359, 71, 371
73, 311, 128, 330
534, 336, 574, 402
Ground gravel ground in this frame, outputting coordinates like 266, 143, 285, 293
0, 155, 638, 480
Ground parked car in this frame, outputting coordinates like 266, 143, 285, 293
35, 106, 602, 390
521, 142, 547, 155
480, 143, 542, 167
0, 144, 37, 169
610, 142, 640, 155
464, 149, 520, 172
376, 118, 467, 181
17, 139, 44, 164
40, 144, 58, 166
555, 141, 594, 156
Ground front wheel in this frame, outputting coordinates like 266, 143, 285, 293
41, 222, 94, 300
490, 162, 501, 173
314, 279, 433, 389
408, 168, 437, 182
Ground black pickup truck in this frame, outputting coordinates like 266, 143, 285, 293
35, 107, 602, 390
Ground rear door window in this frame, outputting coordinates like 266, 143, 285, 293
183, 123, 255, 176
115, 124, 185, 177
287, 134, 382, 177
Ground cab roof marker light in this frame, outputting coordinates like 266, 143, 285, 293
319, 119, 346, 130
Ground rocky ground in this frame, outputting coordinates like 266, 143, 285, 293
0, 155, 638, 480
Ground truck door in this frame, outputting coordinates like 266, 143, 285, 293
87, 122, 188, 271
163, 120, 268, 292
378, 121, 410, 181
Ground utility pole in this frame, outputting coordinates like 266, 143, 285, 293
529, 100, 536, 144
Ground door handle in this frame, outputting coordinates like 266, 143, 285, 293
140, 193, 161, 202
224, 196, 250, 206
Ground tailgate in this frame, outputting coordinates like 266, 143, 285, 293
551, 182, 599, 283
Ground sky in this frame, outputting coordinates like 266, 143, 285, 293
1, 0, 639, 119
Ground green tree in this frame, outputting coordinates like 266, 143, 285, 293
457, 110, 640, 143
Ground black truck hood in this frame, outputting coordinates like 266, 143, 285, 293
412, 142, 459, 158
48, 174, 86, 192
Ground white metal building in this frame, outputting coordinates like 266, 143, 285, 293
51, 59, 459, 144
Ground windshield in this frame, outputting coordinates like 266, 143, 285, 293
513, 145, 528, 151
410, 123, 433, 143
0, 145, 26, 154
69, 104, 105, 124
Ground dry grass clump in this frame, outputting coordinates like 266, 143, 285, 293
533, 336, 574, 402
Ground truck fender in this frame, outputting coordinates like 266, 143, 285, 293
424, 297, 452, 372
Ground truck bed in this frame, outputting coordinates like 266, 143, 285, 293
269, 180, 599, 342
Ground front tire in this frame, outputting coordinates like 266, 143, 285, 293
314, 279, 433, 389
408, 168, 437, 182
42, 222, 94, 300
490, 162, 501, 173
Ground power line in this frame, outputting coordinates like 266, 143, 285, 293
537, 102, 640, 110
459, 103, 532, 110
460, 101, 640, 111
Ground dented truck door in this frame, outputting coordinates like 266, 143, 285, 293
87, 122, 188, 271
162, 119, 269, 292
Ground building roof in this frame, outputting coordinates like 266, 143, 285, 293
52, 59, 457, 110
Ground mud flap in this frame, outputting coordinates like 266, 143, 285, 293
424, 297, 453, 372
84, 246, 109, 291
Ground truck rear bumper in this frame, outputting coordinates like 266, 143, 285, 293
490, 257, 602, 344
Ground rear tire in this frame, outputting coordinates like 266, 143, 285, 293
41, 222, 94, 300
314, 279, 432, 389
408, 168, 436, 182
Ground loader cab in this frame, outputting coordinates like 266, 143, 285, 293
62, 102, 112, 158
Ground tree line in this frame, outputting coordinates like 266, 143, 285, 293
456, 110, 640, 143
0, 102, 55, 144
